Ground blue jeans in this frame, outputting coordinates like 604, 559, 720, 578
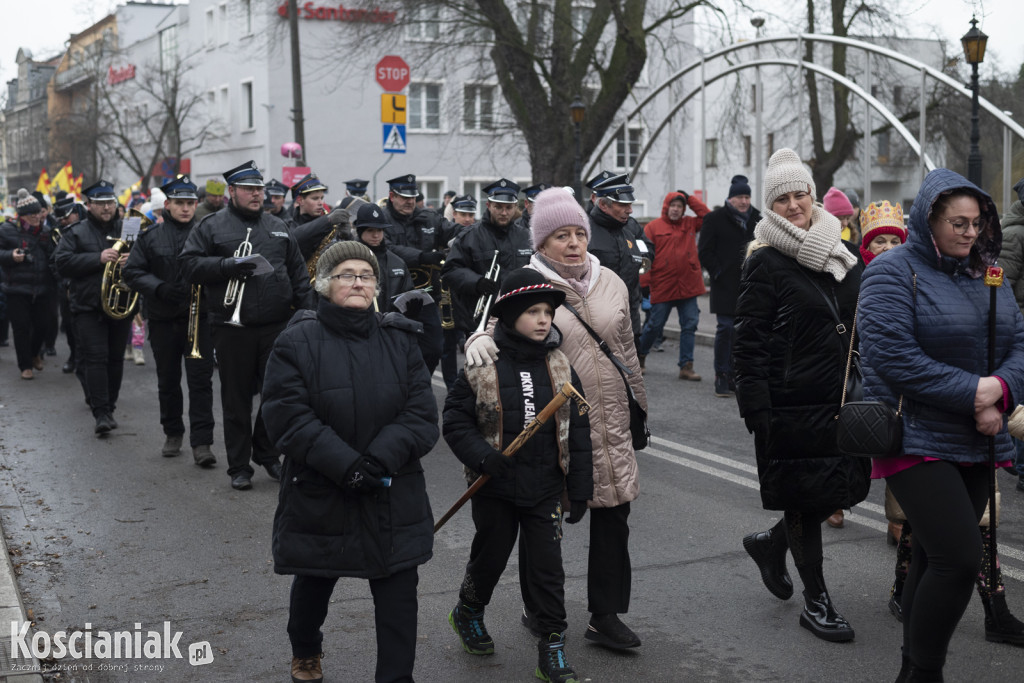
713, 314, 735, 375
638, 298, 699, 367
1014, 437, 1024, 476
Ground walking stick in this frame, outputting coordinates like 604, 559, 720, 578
985, 264, 1003, 594
433, 382, 590, 533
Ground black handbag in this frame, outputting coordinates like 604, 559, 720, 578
834, 274, 915, 459
563, 303, 650, 451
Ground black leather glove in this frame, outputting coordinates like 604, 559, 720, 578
345, 456, 387, 492
479, 453, 515, 480
743, 411, 770, 437
403, 298, 424, 319
221, 258, 258, 280
157, 283, 190, 305
420, 250, 445, 266
566, 500, 588, 524
676, 190, 690, 203
475, 277, 499, 296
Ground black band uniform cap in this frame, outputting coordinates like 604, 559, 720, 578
593, 173, 636, 203
345, 179, 370, 195
83, 180, 116, 200
161, 175, 199, 200
223, 160, 265, 187
291, 173, 328, 199
451, 195, 478, 213
483, 179, 521, 204
386, 175, 418, 198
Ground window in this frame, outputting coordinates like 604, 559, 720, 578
406, 5, 441, 41
418, 179, 445, 209
205, 9, 215, 48
743, 135, 752, 166
408, 82, 441, 131
571, 3, 593, 35
219, 85, 229, 122
751, 84, 757, 112
159, 26, 177, 72
705, 138, 718, 168
463, 84, 495, 131
241, 0, 254, 36
218, 3, 229, 44
240, 80, 254, 131
877, 130, 890, 164
614, 126, 643, 171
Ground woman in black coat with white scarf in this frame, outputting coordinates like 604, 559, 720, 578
262, 240, 438, 683
733, 149, 870, 644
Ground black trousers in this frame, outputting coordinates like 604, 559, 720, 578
59, 286, 76, 360
6, 291, 56, 371
43, 289, 58, 348
440, 327, 460, 390
288, 567, 419, 683
417, 306, 443, 376
887, 461, 988, 672
461, 495, 567, 634
587, 502, 632, 615
148, 318, 215, 446
73, 311, 133, 417
211, 322, 282, 477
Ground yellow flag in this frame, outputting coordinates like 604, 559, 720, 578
51, 162, 74, 193
72, 173, 84, 200
35, 168, 50, 194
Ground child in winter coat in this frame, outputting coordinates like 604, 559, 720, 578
443, 267, 593, 683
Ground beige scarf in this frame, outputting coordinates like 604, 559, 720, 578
753, 204, 857, 281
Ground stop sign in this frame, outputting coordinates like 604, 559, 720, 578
376, 55, 410, 92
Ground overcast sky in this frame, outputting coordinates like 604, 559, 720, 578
2, 0, 1020, 93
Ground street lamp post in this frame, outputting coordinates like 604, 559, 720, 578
570, 96, 586, 204
961, 15, 988, 187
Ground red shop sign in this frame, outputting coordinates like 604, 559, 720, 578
276, 3, 397, 23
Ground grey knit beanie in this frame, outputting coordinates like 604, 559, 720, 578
762, 148, 815, 208
314, 241, 380, 296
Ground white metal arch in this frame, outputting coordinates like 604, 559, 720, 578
585, 33, 1022, 204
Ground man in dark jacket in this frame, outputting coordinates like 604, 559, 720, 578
52, 193, 87, 375
283, 172, 351, 266
697, 174, 761, 397
513, 182, 551, 233
587, 173, 653, 344
123, 176, 217, 467
381, 174, 450, 373
263, 179, 288, 219
353, 203, 413, 312
53, 180, 132, 435
179, 160, 314, 491
442, 179, 533, 333
0, 190, 57, 380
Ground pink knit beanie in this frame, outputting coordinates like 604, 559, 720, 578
530, 187, 590, 250
823, 187, 855, 217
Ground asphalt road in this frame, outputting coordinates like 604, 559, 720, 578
1, 337, 1023, 682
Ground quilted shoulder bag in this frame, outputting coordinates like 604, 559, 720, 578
835, 273, 915, 459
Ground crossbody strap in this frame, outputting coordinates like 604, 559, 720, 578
562, 302, 633, 376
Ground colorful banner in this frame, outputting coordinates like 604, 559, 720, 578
51, 162, 74, 194
35, 168, 50, 194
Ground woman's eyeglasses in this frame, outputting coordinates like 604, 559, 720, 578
943, 217, 988, 235
327, 273, 377, 285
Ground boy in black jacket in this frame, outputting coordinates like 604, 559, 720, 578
443, 267, 593, 683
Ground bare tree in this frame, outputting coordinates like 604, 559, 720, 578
315, 0, 725, 185
94, 55, 217, 191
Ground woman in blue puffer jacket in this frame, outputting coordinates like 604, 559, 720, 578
859, 168, 1024, 682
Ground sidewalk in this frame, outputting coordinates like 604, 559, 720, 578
655, 293, 716, 347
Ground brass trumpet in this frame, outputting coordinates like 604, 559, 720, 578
187, 284, 203, 359
224, 228, 253, 327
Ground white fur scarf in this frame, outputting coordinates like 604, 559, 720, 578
753, 204, 857, 281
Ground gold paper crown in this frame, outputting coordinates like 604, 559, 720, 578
860, 200, 906, 234
205, 179, 226, 195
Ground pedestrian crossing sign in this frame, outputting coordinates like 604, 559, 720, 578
383, 124, 407, 154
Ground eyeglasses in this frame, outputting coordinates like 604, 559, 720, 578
943, 216, 988, 235
327, 273, 377, 285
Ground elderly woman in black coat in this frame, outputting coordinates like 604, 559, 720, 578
734, 149, 870, 643
262, 240, 439, 683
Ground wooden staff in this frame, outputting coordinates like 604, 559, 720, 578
434, 382, 590, 533
985, 264, 1003, 594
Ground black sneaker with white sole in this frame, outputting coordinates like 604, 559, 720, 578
584, 614, 640, 649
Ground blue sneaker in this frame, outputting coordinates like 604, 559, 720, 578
536, 632, 579, 683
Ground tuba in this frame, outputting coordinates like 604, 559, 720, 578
100, 210, 145, 320
306, 228, 337, 284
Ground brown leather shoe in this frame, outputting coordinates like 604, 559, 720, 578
32, 356, 44, 371
678, 362, 701, 381
827, 510, 845, 528
887, 521, 902, 546
20, 369, 34, 380
291, 654, 323, 682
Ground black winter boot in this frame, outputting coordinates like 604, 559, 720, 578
799, 588, 855, 642
982, 593, 1024, 646
904, 664, 943, 682
743, 522, 793, 600
449, 600, 495, 655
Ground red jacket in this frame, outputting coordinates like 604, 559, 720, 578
643, 192, 710, 304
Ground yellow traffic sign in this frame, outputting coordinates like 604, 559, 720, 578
381, 94, 407, 124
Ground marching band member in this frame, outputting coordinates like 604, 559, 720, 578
53, 180, 132, 435
179, 161, 314, 491
264, 179, 289, 219
123, 176, 218, 467
284, 173, 352, 262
